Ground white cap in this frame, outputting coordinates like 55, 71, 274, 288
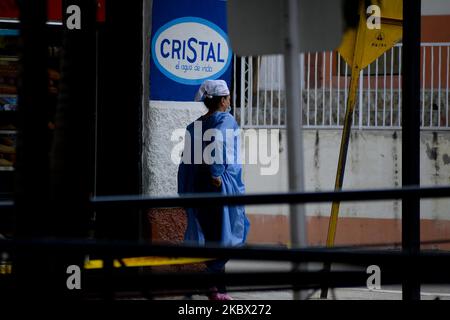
194, 79, 230, 102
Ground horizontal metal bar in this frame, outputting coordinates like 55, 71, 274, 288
228, 125, 448, 131
0, 18, 63, 26
92, 271, 380, 290
0, 19, 20, 24
303, 125, 404, 130
3, 238, 450, 267
0, 200, 14, 208
6, 268, 443, 295
419, 42, 450, 47
82, 270, 450, 294
394, 42, 450, 47
79, 271, 430, 295
242, 125, 287, 129
2, 186, 450, 211
89, 185, 450, 210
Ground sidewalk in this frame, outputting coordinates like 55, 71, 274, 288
157, 260, 450, 300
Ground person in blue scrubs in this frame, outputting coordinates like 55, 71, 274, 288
177, 80, 250, 300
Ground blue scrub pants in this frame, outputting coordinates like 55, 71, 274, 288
196, 201, 229, 293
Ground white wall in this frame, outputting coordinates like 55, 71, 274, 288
143, 100, 206, 196
143, 101, 450, 221
243, 129, 450, 220
422, 0, 450, 15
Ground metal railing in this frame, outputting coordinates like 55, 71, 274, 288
234, 43, 450, 130
3, 185, 450, 298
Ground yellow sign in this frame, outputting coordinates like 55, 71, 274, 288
338, 0, 402, 69
0, 257, 214, 275
84, 256, 213, 269
326, 0, 403, 248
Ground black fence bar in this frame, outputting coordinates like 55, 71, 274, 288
2, 185, 450, 211
95, 0, 144, 243
91, 185, 450, 209
14, 0, 51, 299
2, 238, 450, 267
82, 270, 450, 294
402, 0, 422, 301
0, 201, 14, 208
0, 270, 433, 296
3, 265, 450, 297
82, 271, 397, 294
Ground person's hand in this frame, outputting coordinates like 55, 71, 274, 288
211, 176, 222, 188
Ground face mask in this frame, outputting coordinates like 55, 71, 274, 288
226, 105, 232, 113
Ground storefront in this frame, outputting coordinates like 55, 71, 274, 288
0, 0, 142, 242
0, 28, 19, 198
0, 2, 64, 203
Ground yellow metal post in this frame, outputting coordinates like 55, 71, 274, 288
321, 0, 402, 298
326, 70, 361, 247
325, 0, 403, 250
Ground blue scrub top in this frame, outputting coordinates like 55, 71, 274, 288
177, 111, 250, 247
